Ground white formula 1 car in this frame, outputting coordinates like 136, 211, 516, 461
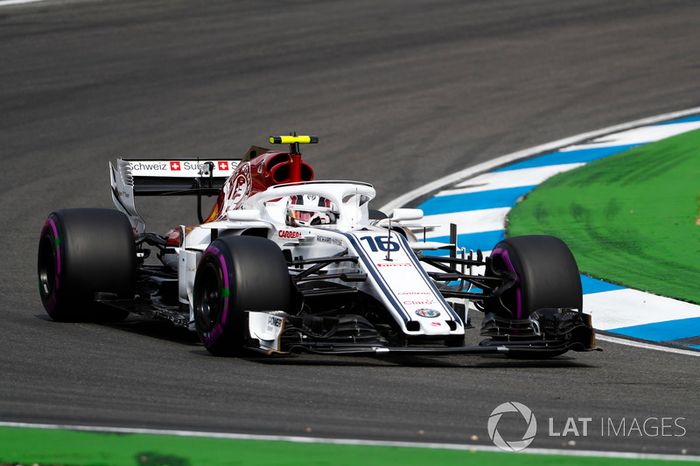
38, 135, 595, 357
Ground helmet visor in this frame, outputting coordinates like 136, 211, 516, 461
291, 210, 314, 223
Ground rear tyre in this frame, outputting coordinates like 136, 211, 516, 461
37, 209, 135, 322
486, 235, 582, 319
193, 236, 292, 356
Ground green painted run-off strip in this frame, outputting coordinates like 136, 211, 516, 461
0, 426, 697, 466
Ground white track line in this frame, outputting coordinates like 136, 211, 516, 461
0, 421, 697, 461
0, 0, 46, 6
382, 106, 700, 356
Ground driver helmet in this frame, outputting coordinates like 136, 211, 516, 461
286, 194, 338, 227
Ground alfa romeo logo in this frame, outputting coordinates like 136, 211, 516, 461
487, 402, 537, 452
226, 162, 252, 210
415, 309, 440, 318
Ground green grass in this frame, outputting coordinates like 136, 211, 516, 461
0, 426, 696, 466
508, 128, 700, 304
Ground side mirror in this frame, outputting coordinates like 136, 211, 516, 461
227, 210, 262, 222
390, 208, 424, 222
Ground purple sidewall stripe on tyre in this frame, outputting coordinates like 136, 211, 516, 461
47, 217, 61, 276
200, 244, 230, 346
217, 252, 230, 325
46, 217, 61, 311
491, 247, 522, 319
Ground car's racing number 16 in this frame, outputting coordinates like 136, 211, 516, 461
359, 236, 399, 252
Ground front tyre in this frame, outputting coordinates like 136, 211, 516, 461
487, 235, 582, 319
193, 236, 292, 356
37, 209, 135, 322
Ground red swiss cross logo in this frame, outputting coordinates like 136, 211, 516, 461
218, 161, 229, 171
170, 161, 181, 171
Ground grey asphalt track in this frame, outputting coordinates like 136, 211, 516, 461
1, 0, 699, 455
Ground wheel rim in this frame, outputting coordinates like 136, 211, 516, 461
38, 233, 57, 301
195, 258, 225, 331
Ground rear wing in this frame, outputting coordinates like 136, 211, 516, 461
110, 158, 240, 233
111, 158, 240, 196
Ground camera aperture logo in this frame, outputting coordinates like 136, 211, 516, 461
488, 402, 537, 452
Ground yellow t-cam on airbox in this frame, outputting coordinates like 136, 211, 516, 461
269, 135, 319, 145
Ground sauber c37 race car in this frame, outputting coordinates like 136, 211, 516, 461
37, 135, 596, 357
